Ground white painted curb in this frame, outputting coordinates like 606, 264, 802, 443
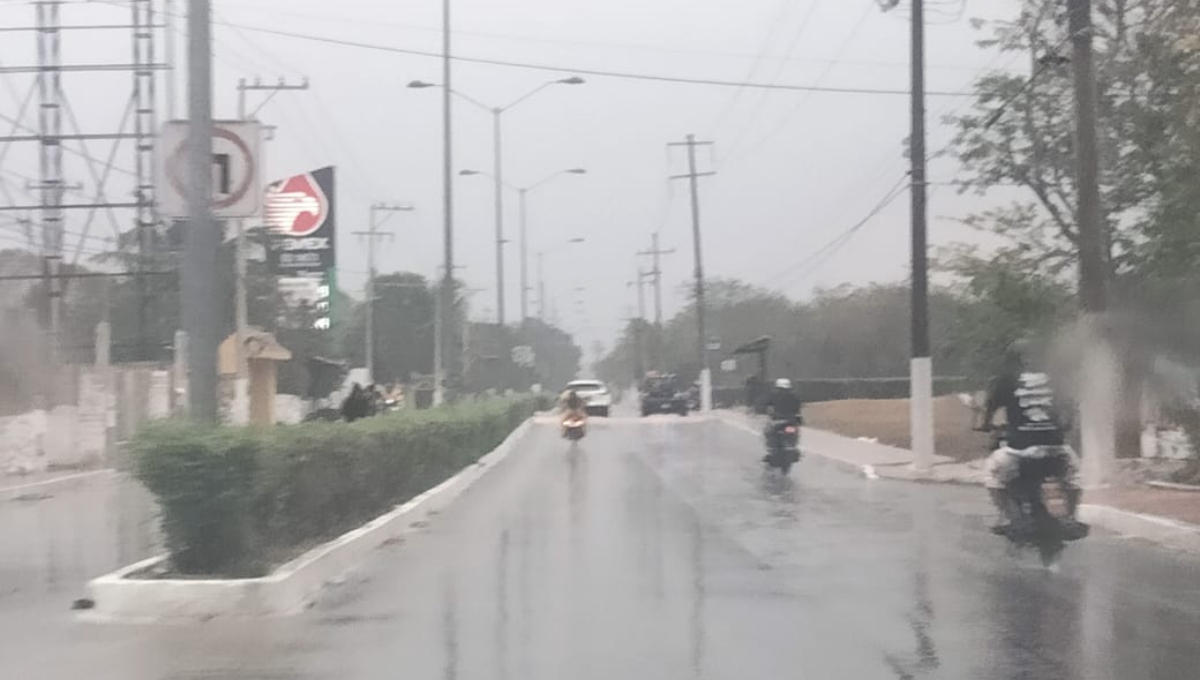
1078, 504, 1200, 555
86, 418, 536, 622
712, 411, 1200, 554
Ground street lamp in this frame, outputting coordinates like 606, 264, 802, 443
409, 77, 586, 325
460, 167, 587, 324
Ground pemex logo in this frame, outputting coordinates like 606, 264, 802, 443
266, 172, 329, 237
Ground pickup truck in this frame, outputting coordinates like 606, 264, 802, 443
639, 374, 689, 417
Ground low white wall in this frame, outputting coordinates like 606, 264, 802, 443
0, 410, 49, 475
275, 395, 310, 425
1141, 427, 1195, 461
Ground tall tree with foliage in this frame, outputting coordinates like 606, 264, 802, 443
949, 0, 1200, 286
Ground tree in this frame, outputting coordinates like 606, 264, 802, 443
341, 272, 435, 385
599, 278, 972, 390
940, 246, 1073, 380
947, 0, 1200, 457
948, 0, 1193, 282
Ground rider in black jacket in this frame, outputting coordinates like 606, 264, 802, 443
982, 340, 1081, 529
763, 378, 802, 456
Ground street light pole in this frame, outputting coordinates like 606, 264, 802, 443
492, 108, 506, 325
518, 187, 529, 323
439, 0, 454, 405
461, 168, 586, 326
408, 76, 584, 328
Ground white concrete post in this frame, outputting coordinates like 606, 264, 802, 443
173, 330, 189, 414
911, 357, 935, 474
1080, 337, 1118, 489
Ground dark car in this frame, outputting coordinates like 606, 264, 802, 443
640, 374, 689, 417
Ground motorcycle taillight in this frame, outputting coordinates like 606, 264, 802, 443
784, 426, 797, 434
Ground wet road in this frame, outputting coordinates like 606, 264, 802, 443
5, 417, 1200, 679
0, 472, 158, 608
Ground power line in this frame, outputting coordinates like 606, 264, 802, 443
706, 0, 806, 135
762, 175, 911, 289
723, 1, 875, 164
735, 9, 1064, 278
718, 0, 828, 149
178, 15, 973, 96
219, 1, 993, 71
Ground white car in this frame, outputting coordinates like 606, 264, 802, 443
566, 379, 612, 417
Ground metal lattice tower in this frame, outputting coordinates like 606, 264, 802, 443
35, 1, 64, 256
132, 0, 159, 256
0, 0, 168, 362
132, 0, 160, 354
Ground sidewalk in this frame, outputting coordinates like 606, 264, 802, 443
714, 409, 1200, 554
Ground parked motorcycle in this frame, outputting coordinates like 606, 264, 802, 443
763, 419, 801, 474
562, 413, 587, 442
978, 428, 1089, 567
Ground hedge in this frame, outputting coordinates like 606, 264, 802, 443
133, 397, 545, 577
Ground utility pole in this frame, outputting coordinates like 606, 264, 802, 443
492, 110, 506, 326
354, 203, 413, 384
627, 268, 651, 380
1068, 0, 1107, 312
1068, 0, 1114, 485
668, 134, 715, 410
233, 76, 308, 423
637, 232, 675, 328
183, 0, 218, 421
536, 251, 547, 322
908, 0, 934, 472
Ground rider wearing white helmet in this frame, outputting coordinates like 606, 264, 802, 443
762, 378, 802, 457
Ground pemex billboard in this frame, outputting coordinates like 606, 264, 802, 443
266, 166, 336, 329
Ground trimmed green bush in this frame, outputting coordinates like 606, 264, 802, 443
133, 397, 541, 577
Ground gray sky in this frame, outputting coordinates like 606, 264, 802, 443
0, 0, 1027, 359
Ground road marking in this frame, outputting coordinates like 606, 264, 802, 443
0, 469, 117, 499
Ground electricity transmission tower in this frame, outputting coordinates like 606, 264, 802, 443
0, 0, 169, 362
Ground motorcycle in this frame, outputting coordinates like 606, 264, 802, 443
763, 419, 801, 474
562, 413, 587, 441
978, 428, 1089, 567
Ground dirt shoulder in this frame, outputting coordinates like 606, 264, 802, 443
803, 396, 988, 463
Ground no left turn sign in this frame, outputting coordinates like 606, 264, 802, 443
156, 120, 262, 219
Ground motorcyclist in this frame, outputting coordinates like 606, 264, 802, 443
559, 388, 587, 437
341, 383, 372, 422
560, 387, 586, 417
982, 339, 1082, 530
763, 378, 802, 456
